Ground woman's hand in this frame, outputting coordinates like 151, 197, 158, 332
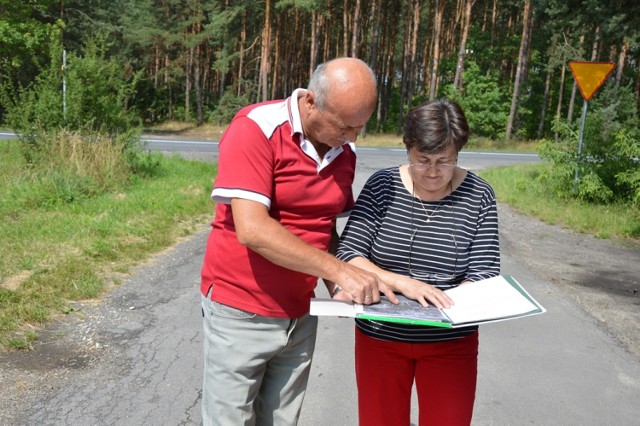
394, 276, 454, 309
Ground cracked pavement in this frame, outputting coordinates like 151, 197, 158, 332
0, 232, 207, 426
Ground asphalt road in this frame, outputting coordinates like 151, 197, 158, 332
1, 137, 639, 425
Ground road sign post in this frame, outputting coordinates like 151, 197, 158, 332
568, 61, 615, 192
574, 100, 588, 192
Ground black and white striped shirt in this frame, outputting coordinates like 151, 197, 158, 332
337, 167, 500, 343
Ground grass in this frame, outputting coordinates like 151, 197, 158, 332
465, 137, 539, 153
479, 163, 640, 242
0, 139, 215, 349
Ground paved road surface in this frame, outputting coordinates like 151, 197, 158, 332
1, 147, 638, 425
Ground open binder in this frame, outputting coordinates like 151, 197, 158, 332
310, 274, 546, 328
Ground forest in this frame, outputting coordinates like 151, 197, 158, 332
1, 0, 639, 141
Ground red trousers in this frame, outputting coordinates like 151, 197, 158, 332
355, 328, 478, 426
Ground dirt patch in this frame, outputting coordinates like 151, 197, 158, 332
498, 204, 640, 358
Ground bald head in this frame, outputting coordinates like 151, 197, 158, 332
308, 57, 378, 113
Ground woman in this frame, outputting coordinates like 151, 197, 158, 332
334, 99, 500, 425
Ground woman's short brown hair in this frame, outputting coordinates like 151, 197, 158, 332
403, 99, 469, 154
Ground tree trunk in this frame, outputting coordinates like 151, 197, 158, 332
154, 46, 160, 88
368, 0, 382, 133
635, 52, 640, 117
428, 0, 445, 101
453, 0, 474, 89
378, 2, 398, 133
490, 0, 498, 51
538, 62, 553, 139
567, 78, 578, 125
202, 44, 210, 102
420, 8, 431, 98
309, 10, 319, 77
342, 0, 349, 57
350, 0, 361, 57
323, 2, 332, 63
259, 0, 272, 102
616, 38, 628, 86
368, 0, 382, 70
554, 61, 566, 141
520, 15, 533, 87
166, 53, 173, 118
185, 44, 192, 121
195, 43, 203, 126
398, 1, 412, 130
407, 0, 420, 107
398, 0, 421, 125
270, 13, 280, 100
505, 0, 532, 142
537, 37, 558, 139
590, 26, 600, 62
480, 0, 488, 32
238, 9, 247, 97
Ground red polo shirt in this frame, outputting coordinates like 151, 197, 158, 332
200, 90, 356, 318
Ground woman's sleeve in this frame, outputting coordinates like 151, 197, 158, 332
464, 185, 501, 282
336, 172, 388, 263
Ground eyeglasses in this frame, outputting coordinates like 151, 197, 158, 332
408, 230, 458, 284
408, 197, 458, 284
409, 160, 457, 170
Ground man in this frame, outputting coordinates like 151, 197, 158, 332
200, 57, 395, 425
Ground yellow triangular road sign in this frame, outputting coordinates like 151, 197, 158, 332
568, 61, 615, 102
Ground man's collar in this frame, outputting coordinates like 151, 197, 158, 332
287, 88, 307, 137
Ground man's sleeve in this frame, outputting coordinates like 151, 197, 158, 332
212, 117, 274, 208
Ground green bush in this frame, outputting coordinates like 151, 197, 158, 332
0, 33, 159, 189
612, 128, 640, 205
208, 87, 250, 125
1, 34, 142, 149
537, 83, 640, 206
443, 61, 510, 140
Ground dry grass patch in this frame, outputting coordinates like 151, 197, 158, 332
1, 271, 33, 292
144, 121, 226, 140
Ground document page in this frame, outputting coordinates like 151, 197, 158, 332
443, 275, 541, 324
359, 295, 451, 323
309, 298, 357, 317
